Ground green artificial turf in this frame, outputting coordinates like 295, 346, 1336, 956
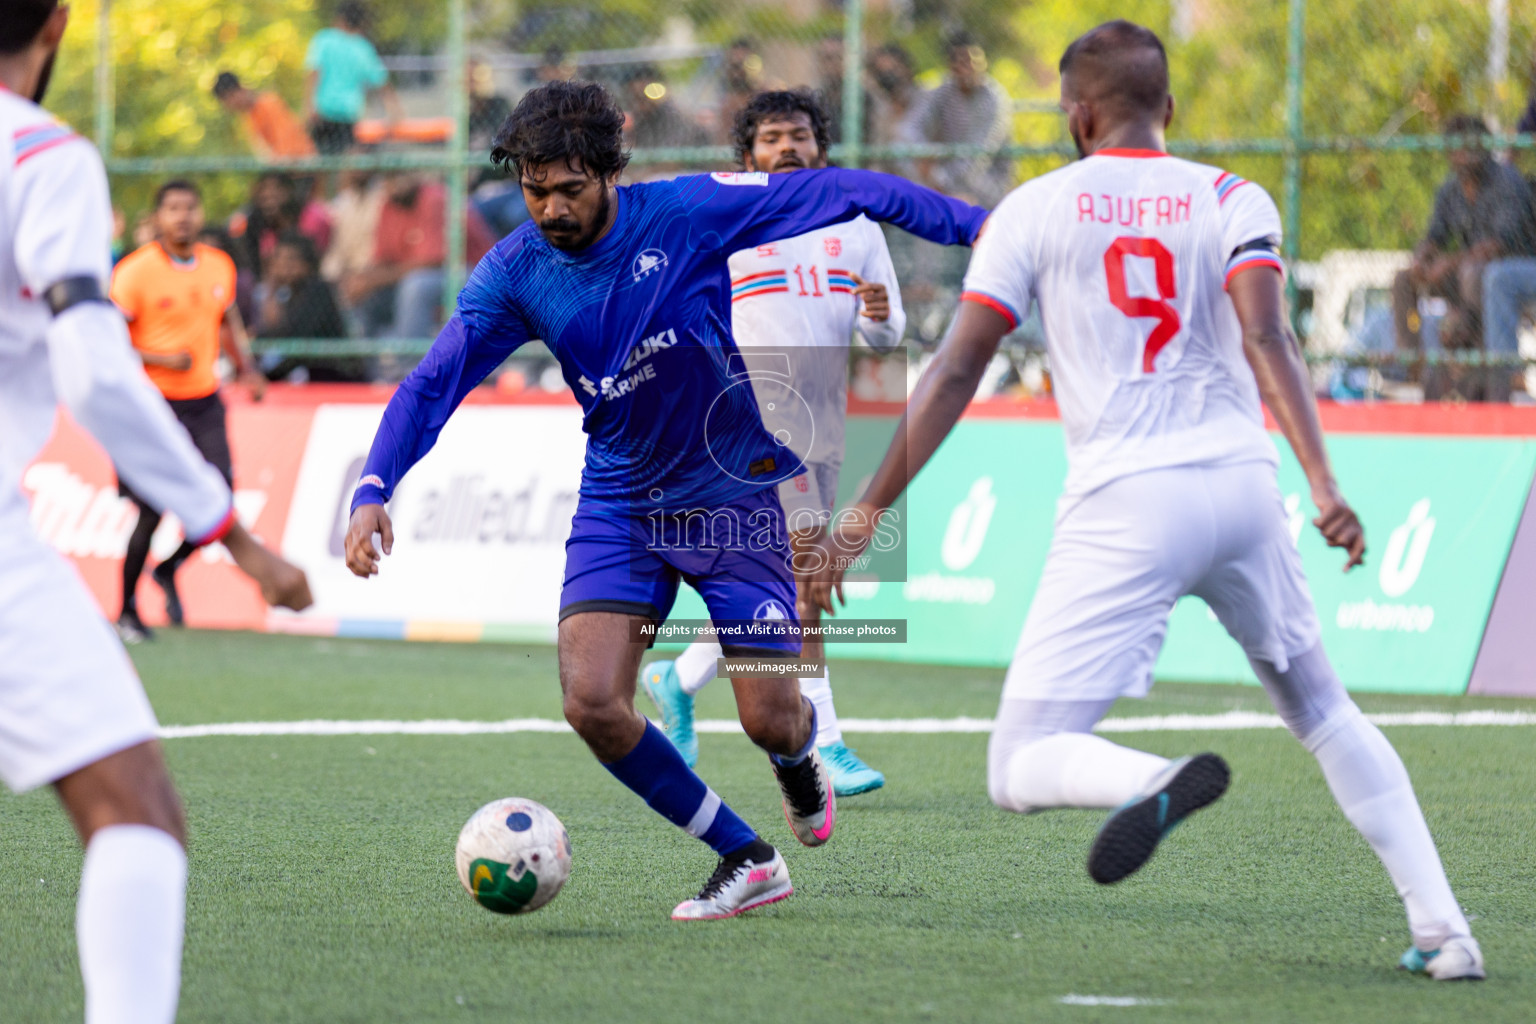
2, 631, 1533, 1022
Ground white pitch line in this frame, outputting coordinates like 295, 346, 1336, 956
156, 709, 1536, 740
1058, 994, 1169, 1007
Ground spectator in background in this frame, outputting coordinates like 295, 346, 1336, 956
867, 42, 923, 173
717, 38, 763, 143
111, 206, 128, 264
256, 233, 363, 381
323, 163, 385, 331
911, 32, 1013, 207
534, 45, 576, 86
1393, 114, 1536, 401
343, 171, 493, 338
212, 71, 317, 161
817, 33, 873, 146
303, 1, 403, 154
1518, 52, 1536, 134
465, 57, 526, 236
622, 65, 709, 149
229, 171, 332, 278
131, 209, 156, 249
467, 59, 513, 153
257, 234, 345, 341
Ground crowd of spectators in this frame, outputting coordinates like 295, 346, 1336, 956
108, 2, 1536, 399
1392, 114, 1536, 402
112, 20, 1023, 377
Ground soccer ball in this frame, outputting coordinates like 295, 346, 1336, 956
454, 798, 572, 914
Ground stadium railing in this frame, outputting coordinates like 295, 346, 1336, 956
78, 0, 1536, 399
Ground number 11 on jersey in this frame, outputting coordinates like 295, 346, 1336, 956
1103, 237, 1180, 373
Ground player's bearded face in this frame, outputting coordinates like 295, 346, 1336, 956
525, 169, 612, 251
749, 115, 824, 174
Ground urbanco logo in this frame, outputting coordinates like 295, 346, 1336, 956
941, 477, 996, 571
1379, 499, 1435, 597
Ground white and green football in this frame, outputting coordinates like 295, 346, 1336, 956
454, 798, 572, 914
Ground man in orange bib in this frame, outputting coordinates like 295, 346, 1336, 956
110, 179, 268, 640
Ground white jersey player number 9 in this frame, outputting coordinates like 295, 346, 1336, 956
962, 151, 1287, 510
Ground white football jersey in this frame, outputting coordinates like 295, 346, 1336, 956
729, 215, 905, 466
962, 150, 1286, 511
0, 88, 229, 538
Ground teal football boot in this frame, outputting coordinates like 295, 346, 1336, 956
1399, 937, 1485, 980
642, 660, 698, 768
1086, 753, 1230, 884
819, 742, 885, 797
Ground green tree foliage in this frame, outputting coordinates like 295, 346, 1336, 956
1004, 0, 1536, 258
40, 0, 1536, 260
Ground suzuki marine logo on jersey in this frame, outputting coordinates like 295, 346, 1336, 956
710, 171, 769, 186
632, 248, 668, 283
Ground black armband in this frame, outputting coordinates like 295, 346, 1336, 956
44, 276, 109, 317
1230, 235, 1281, 260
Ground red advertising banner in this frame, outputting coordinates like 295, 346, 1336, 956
23, 401, 314, 630
21, 385, 1536, 700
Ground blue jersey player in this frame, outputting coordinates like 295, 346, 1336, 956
344, 81, 987, 920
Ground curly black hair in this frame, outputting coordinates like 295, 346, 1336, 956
0, 0, 57, 54
731, 89, 831, 169
490, 80, 631, 183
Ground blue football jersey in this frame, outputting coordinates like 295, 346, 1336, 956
352, 168, 988, 515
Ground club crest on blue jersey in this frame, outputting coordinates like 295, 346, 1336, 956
632, 248, 668, 283
753, 598, 791, 621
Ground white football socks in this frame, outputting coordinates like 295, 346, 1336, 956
798, 669, 841, 746
994, 731, 1169, 814
77, 824, 187, 1024
1252, 646, 1471, 952
1301, 705, 1471, 951
673, 641, 721, 696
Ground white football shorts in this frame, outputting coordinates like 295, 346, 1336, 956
0, 529, 159, 793
777, 460, 840, 534
1003, 460, 1321, 703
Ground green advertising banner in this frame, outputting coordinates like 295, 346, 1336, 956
665, 417, 1536, 696
1158, 436, 1536, 694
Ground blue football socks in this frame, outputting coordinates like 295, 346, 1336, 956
603, 720, 758, 856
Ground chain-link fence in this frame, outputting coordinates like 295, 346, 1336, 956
54, 0, 1536, 399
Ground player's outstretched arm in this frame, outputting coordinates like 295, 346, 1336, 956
19, 131, 311, 610
345, 256, 530, 578
47, 303, 313, 609
809, 299, 1013, 614
223, 521, 313, 609
683, 167, 989, 257
1230, 266, 1365, 570
345, 503, 393, 578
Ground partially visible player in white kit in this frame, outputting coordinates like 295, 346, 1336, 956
814, 21, 1483, 980
0, 5, 312, 1022
641, 89, 901, 796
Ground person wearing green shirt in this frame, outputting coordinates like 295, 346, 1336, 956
303, 1, 403, 154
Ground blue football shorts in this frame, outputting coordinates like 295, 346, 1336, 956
558, 486, 800, 656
